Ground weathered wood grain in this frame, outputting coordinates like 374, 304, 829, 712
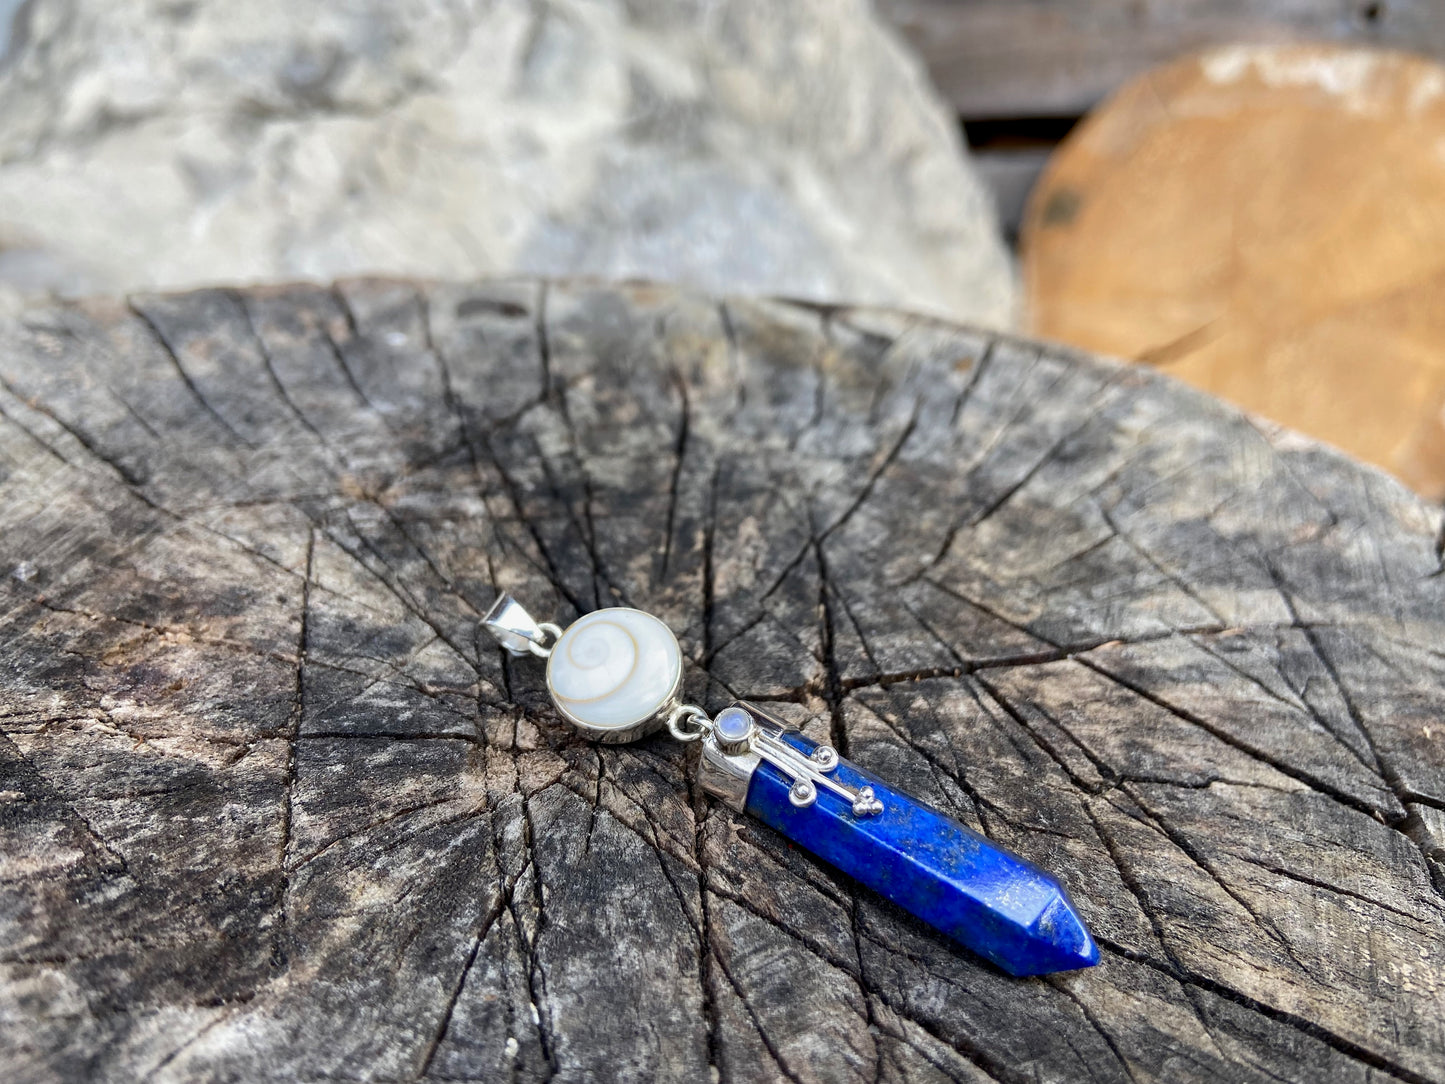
0, 279, 1442, 1083
880, 0, 1445, 119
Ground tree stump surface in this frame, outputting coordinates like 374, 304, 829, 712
0, 279, 1442, 1084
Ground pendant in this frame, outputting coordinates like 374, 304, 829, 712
483, 595, 1100, 977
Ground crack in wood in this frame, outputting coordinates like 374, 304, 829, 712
272, 528, 313, 972
1, 280, 1441, 1083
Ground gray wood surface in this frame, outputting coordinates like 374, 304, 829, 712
880, 0, 1445, 119
1, 279, 1443, 1083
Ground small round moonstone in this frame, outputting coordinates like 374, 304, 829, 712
713, 706, 754, 743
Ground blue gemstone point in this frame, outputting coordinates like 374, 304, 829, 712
741, 724, 1099, 977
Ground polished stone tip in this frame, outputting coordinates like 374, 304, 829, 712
1010, 892, 1101, 976
739, 711, 1103, 979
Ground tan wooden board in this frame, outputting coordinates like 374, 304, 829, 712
880, 0, 1445, 119
1022, 43, 1445, 497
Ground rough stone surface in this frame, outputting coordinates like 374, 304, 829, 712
0, 278, 1443, 1082
0, 0, 1014, 327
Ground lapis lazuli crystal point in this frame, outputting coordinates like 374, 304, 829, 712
1030, 894, 1101, 974
743, 729, 1099, 977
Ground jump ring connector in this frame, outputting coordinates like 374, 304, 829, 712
527, 622, 564, 659
665, 704, 712, 742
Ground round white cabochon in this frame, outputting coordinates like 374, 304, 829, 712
546, 608, 682, 732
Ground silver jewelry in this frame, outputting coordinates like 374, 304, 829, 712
481, 592, 1100, 977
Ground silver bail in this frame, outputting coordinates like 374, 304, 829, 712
482, 594, 548, 656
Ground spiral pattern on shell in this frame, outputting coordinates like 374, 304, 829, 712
545, 608, 683, 735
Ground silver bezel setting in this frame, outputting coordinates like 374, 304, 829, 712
548, 665, 683, 744
699, 701, 783, 811
699, 701, 883, 816
544, 609, 685, 744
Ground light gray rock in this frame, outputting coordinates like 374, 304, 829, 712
0, 0, 22, 60
0, 0, 1015, 326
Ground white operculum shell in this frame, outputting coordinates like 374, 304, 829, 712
546, 608, 682, 733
